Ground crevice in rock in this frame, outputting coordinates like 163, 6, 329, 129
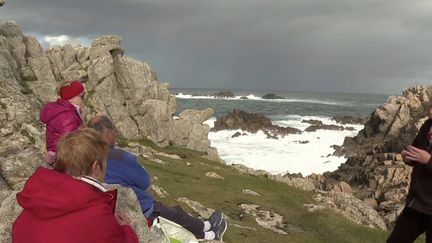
383, 104, 403, 138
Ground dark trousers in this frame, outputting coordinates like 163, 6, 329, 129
150, 201, 205, 239
387, 206, 432, 243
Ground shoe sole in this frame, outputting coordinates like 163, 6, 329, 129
219, 220, 228, 241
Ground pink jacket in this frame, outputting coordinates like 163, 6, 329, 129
40, 99, 83, 152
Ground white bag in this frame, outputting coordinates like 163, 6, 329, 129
150, 216, 199, 243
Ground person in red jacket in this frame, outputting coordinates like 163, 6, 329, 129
12, 128, 139, 243
40, 80, 86, 165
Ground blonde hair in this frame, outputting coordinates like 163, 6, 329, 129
55, 128, 109, 177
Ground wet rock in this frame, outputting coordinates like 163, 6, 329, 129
332, 116, 369, 125
302, 119, 323, 126
262, 93, 284, 99
213, 90, 234, 98
305, 124, 354, 132
232, 132, 242, 138
213, 109, 300, 138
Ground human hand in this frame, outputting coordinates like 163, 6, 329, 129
115, 210, 131, 226
404, 146, 432, 164
401, 150, 412, 163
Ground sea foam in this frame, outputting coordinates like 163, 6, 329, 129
176, 93, 360, 106
204, 116, 363, 176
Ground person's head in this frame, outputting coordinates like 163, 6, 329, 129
87, 115, 118, 146
55, 128, 109, 182
57, 80, 86, 107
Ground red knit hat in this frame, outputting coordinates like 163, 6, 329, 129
60, 81, 85, 100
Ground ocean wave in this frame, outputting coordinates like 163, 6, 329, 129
176, 93, 357, 106
207, 127, 360, 176
205, 114, 363, 175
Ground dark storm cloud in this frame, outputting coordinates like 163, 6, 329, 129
1, 0, 432, 94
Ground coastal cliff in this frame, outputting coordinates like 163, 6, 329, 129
0, 18, 425, 242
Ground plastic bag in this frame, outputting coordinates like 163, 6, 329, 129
150, 216, 199, 243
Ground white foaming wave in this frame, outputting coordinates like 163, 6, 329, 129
175, 93, 354, 106
205, 115, 363, 176
273, 115, 364, 131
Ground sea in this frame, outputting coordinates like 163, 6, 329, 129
172, 88, 389, 176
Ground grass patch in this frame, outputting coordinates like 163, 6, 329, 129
129, 141, 393, 243
119, 138, 206, 159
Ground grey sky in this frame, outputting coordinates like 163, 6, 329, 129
1, 0, 432, 94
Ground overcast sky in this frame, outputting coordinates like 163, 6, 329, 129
1, 0, 432, 94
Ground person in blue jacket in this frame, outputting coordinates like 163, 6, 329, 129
87, 115, 227, 241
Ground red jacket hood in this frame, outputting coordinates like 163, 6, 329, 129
40, 99, 77, 125
17, 167, 117, 220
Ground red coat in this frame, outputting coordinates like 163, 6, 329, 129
40, 99, 83, 152
12, 167, 139, 243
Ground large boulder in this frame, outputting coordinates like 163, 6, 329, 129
0, 21, 218, 158
262, 93, 284, 99
0, 21, 26, 68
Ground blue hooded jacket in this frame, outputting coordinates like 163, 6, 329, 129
104, 147, 154, 216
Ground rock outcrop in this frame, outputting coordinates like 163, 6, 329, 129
0, 19, 223, 242
0, 20, 219, 161
305, 124, 355, 132
332, 116, 368, 125
231, 164, 387, 229
341, 86, 432, 157
325, 86, 432, 228
262, 93, 284, 99
239, 204, 288, 235
212, 90, 234, 98
213, 109, 301, 138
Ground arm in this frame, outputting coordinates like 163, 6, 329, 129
87, 207, 139, 243
59, 113, 81, 134
124, 154, 152, 190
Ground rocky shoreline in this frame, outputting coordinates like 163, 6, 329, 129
208, 86, 432, 230
0, 15, 431, 240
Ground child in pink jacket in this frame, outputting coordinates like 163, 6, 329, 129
40, 80, 85, 165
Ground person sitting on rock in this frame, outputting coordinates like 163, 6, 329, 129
12, 128, 139, 243
387, 96, 432, 243
87, 115, 227, 241
40, 80, 86, 166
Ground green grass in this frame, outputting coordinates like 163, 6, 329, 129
128, 139, 395, 243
